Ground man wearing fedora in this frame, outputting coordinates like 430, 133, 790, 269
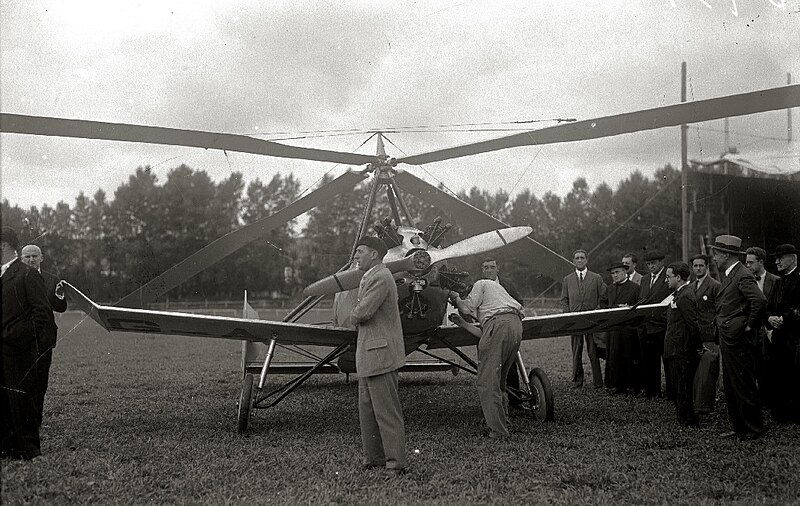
350, 236, 407, 474
711, 234, 767, 439
638, 250, 672, 399
766, 243, 800, 423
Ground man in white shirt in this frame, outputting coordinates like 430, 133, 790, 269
450, 276, 523, 438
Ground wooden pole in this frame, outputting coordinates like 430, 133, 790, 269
681, 62, 689, 262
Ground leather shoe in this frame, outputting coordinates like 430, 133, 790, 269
362, 463, 383, 470
719, 431, 737, 438
387, 468, 407, 476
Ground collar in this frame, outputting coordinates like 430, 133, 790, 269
575, 268, 587, 276
364, 263, 384, 277
696, 273, 707, 284
725, 261, 740, 277
674, 282, 688, 293
785, 266, 797, 277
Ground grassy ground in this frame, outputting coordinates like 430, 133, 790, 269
2, 312, 799, 504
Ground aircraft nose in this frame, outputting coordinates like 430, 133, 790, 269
411, 250, 431, 270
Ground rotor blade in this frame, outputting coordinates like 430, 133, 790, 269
117, 170, 368, 308
428, 226, 532, 264
395, 84, 800, 165
0, 113, 377, 166
393, 170, 573, 280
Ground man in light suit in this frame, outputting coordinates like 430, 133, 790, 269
638, 250, 672, 399
744, 246, 780, 409
766, 243, 800, 423
690, 254, 722, 414
622, 253, 643, 285
20, 244, 68, 427
350, 236, 407, 474
712, 235, 767, 439
560, 249, 607, 389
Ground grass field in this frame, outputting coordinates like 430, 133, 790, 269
2, 311, 799, 504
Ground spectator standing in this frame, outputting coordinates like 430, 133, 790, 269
349, 236, 407, 474
745, 246, 780, 409
605, 262, 641, 394
664, 262, 703, 427
766, 244, 800, 423
1, 227, 50, 460
690, 254, 722, 414
711, 235, 767, 440
20, 244, 68, 428
560, 249, 607, 389
638, 250, 672, 399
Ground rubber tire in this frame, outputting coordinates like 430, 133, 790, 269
236, 373, 254, 434
527, 367, 555, 421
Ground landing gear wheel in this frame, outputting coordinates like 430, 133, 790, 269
236, 373, 254, 434
527, 368, 554, 421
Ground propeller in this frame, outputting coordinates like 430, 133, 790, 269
393, 169, 573, 280
0, 113, 377, 166
394, 84, 800, 165
116, 170, 368, 307
302, 226, 532, 296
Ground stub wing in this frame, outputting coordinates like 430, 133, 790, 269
426, 301, 669, 349
63, 282, 355, 347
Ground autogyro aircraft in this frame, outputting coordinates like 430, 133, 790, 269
1, 83, 797, 432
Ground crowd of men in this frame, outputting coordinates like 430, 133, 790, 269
562, 235, 800, 439
3, 222, 798, 469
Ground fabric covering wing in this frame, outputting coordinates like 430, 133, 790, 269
64, 282, 354, 346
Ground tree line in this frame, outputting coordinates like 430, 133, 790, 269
1, 163, 683, 304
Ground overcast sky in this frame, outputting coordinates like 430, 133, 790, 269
2, 0, 798, 211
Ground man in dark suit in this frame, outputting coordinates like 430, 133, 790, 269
560, 249, 607, 389
1, 227, 51, 460
744, 246, 780, 409
350, 236, 407, 474
711, 235, 767, 439
664, 262, 703, 427
637, 250, 672, 398
20, 244, 68, 427
766, 243, 800, 423
622, 253, 643, 285
690, 254, 722, 414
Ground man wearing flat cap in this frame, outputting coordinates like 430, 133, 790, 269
765, 243, 800, 423
638, 250, 672, 399
605, 261, 641, 394
711, 234, 767, 439
350, 236, 407, 474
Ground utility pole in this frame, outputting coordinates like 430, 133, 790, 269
681, 62, 689, 262
789, 73, 793, 145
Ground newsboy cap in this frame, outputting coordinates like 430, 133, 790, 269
643, 250, 665, 261
355, 236, 388, 257
710, 234, 744, 254
772, 243, 799, 256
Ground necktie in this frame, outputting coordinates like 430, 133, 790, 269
579, 272, 584, 283
754, 275, 761, 281
650, 276, 656, 288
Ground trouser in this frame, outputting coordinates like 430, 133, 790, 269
358, 370, 406, 470
571, 333, 602, 388
34, 341, 55, 428
478, 314, 523, 436
1, 336, 42, 459
639, 329, 665, 398
693, 342, 720, 413
769, 332, 800, 423
667, 355, 700, 426
720, 334, 764, 435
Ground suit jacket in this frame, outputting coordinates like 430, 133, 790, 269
560, 270, 607, 313
694, 275, 721, 343
40, 270, 67, 349
351, 263, 405, 377
1, 259, 51, 351
639, 268, 671, 333
715, 262, 766, 346
664, 285, 702, 359
761, 271, 780, 309
767, 267, 800, 342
